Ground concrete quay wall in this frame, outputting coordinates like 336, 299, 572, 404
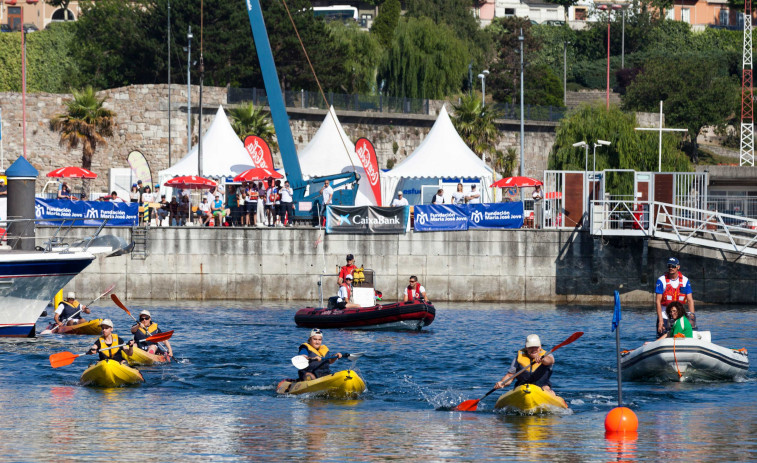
53, 227, 757, 305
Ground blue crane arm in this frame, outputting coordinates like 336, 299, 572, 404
244, 0, 358, 209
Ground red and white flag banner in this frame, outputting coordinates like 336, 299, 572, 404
355, 138, 382, 207
244, 135, 275, 170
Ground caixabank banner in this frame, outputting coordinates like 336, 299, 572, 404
35, 198, 138, 226
326, 206, 409, 234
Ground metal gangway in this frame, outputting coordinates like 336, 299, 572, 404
590, 200, 757, 256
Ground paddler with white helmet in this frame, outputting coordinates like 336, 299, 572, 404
87, 319, 135, 364
297, 329, 342, 381
54, 291, 92, 327
493, 334, 557, 396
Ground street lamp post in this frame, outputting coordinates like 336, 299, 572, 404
563, 41, 570, 107
518, 30, 525, 180
598, 3, 626, 109
573, 141, 590, 223
477, 70, 489, 107
187, 26, 192, 155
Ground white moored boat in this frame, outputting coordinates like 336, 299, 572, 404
621, 331, 749, 382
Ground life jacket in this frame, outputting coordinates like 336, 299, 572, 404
249, 190, 259, 201
406, 285, 422, 301
299, 342, 331, 378
513, 348, 552, 388
134, 323, 160, 349
340, 264, 357, 280
339, 283, 352, 302
96, 334, 124, 362
59, 300, 81, 320
661, 274, 688, 308
353, 267, 365, 284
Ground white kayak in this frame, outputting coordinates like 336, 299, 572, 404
621, 331, 749, 382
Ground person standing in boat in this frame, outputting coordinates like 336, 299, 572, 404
54, 292, 91, 327
297, 328, 342, 380
130, 310, 173, 360
87, 319, 135, 364
336, 274, 361, 309
493, 334, 556, 396
656, 301, 693, 341
655, 257, 696, 337
337, 254, 358, 287
403, 276, 429, 303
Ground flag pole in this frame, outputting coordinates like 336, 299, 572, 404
613, 290, 623, 406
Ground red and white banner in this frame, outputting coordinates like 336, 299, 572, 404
355, 138, 381, 206
244, 135, 275, 170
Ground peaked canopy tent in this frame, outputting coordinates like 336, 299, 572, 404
159, 106, 255, 189
298, 106, 376, 206
381, 105, 494, 205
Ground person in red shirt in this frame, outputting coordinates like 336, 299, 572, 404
337, 254, 357, 287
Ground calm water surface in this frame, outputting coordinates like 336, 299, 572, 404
1, 302, 755, 462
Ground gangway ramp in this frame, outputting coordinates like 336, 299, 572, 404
590, 200, 757, 257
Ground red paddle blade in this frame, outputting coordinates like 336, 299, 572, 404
550, 331, 584, 352
111, 294, 131, 316
49, 351, 80, 369
453, 399, 481, 412
147, 330, 173, 343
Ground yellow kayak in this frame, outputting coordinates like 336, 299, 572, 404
276, 370, 366, 399
123, 347, 170, 366
494, 384, 568, 413
57, 319, 103, 336
80, 359, 144, 387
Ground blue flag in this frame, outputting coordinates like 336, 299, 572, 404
612, 290, 621, 332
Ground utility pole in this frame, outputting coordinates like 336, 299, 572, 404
519, 29, 525, 178
741, 0, 754, 166
167, 0, 172, 167
198, 0, 204, 177
187, 26, 192, 154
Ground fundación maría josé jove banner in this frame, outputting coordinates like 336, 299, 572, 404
413, 202, 524, 231
325, 206, 410, 234
35, 198, 138, 226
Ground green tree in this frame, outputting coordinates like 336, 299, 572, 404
371, 0, 401, 49
379, 18, 469, 98
228, 102, 278, 153
46, 0, 73, 20
622, 52, 740, 162
327, 21, 382, 94
549, 104, 690, 191
50, 87, 116, 180
493, 147, 517, 177
487, 17, 540, 105
451, 93, 502, 163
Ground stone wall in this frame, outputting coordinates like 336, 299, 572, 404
0, 85, 558, 194
51, 226, 757, 304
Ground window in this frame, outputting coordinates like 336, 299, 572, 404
51, 8, 75, 21
681, 8, 690, 23
8, 6, 22, 31
666, 8, 674, 20
505, 8, 515, 16
719, 9, 728, 26
575, 8, 587, 20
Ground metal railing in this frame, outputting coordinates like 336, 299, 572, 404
0, 217, 109, 253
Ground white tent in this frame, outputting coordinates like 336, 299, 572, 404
298, 106, 376, 206
159, 106, 254, 181
381, 105, 494, 205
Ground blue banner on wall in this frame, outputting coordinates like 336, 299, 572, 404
413, 205, 469, 231
467, 202, 524, 229
35, 198, 138, 226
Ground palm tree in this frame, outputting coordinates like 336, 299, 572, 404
451, 94, 501, 165
228, 102, 279, 153
50, 86, 116, 171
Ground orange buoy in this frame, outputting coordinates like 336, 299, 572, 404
604, 406, 638, 433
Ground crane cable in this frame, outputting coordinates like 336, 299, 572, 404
279, 0, 358, 173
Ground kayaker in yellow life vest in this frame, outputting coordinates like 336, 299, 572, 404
54, 292, 92, 327
86, 319, 135, 364
130, 309, 173, 360
493, 334, 557, 397
297, 328, 342, 381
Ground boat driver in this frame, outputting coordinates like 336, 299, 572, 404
336, 275, 361, 309
337, 254, 357, 287
403, 276, 429, 304
494, 334, 556, 396
655, 257, 696, 337
54, 291, 91, 326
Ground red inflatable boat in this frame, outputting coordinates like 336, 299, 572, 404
294, 301, 435, 331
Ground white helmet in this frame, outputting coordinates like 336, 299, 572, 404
525, 334, 541, 348
67, 291, 76, 299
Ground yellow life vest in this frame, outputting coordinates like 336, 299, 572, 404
62, 300, 80, 309
516, 348, 547, 373
138, 323, 159, 336
300, 342, 329, 358
96, 334, 121, 359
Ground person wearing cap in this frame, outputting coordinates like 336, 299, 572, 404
156, 194, 170, 226
655, 257, 696, 337
129, 184, 141, 203
493, 334, 556, 396
87, 319, 135, 364
136, 179, 144, 193
466, 185, 481, 204
403, 276, 428, 303
391, 191, 409, 207
130, 310, 173, 360
297, 328, 342, 381
211, 193, 227, 226
337, 254, 358, 287
336, 274, 361, 309
54, 291, 91, 327
0, 178, 6, 197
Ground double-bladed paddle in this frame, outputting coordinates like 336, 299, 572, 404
41, 283, 117, 335
291, 352, 364, 370
111, 294, 172, 358
48, 331, 174, 369
453, 331, 584, 412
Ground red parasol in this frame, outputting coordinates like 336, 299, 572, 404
47, 166, 98, 179
163, 175, 218, 189
490, 176, 543, 188
233, 168, 282, 183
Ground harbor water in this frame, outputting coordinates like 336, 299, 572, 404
1, 302, 756, 461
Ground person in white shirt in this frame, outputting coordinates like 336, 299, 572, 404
109, 191, 124, 202
391, 191, 409, 207
467, 185, 481, 204
198, 197, 211, 226
431, 189, 445, 204
403, 276, 429, 303
317, 180, 334, 226
336, 274, 361, 309
280, 180, 294, 226
451, 183, 465, 205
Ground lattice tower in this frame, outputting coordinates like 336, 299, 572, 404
741, 0, 755, 166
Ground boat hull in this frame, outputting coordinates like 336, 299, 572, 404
276, 370, 366, 398
0, 252, 94, 337
124, 347, 170, 366
494, 384, 568, 413
294, 301, 435, 330
80, 359, 144, 387
43, 318, 104, 336
620, 331, 749, 382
